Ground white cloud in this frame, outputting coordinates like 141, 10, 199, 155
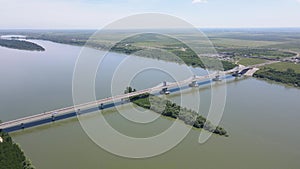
192, 0, 208, 4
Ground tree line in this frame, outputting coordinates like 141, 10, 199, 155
254, 68, 300, 87
0, 39, 45, 51
125, 87, 228, 137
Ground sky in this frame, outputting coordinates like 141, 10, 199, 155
0, 0, 300, 29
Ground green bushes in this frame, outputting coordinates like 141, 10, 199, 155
218, 48, 295, 59
110, 34, 237, 71
111, 42, 143, 54
0, 131, 35, 169
0, 39, 45, 51
130, 94, 228, 137
254, 67, 300, 87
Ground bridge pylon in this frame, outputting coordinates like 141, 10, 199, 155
76, 109, 81, 115
51, 114, 55, 121
213, 74, 222, 81
160, 81, 170, 95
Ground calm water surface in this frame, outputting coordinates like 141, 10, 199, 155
0, 40, 300, 169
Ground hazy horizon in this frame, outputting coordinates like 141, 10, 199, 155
1, 0, 300, 29
1, 27, 300, 31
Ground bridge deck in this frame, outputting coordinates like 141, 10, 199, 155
0, 62, 276, 132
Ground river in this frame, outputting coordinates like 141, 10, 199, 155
1, 40, 300, 169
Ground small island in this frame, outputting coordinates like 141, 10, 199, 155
0, 129, 35, 169
0, 39, 45, 51
125, 87, 228, 137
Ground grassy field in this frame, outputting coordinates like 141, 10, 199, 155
2, 28, 298, 56
238, 58, 267, 66
1, 28, 299, 77
202, 30, 299, 59
210, 38, 282, 48
262, 62, 300, 73
111, 33, 237, 70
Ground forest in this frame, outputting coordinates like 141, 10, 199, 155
0, 39, 45, 51
254, 67, 300, 87
0, 130, 35, 169
125, 87, 228, 137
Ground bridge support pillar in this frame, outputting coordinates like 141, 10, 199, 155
189, 80, 198, 87
76, 109, 81, 115
160, 88, 168, 94
213, 75, 221, 81
232, 71, 241, 77
51, 114, 55, 121
160, 81, 169, 94
99, 103, 104, 109
189, 75, 199, 87
21, 123, 25, 129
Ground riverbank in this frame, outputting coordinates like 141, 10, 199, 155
252, 62, 299, 87
2, 31, 300, 169
25, 32, 300, 88
254, 67, 300, 87
24, 32, 237, 71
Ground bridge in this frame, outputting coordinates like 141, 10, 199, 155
0, 62, 275, 132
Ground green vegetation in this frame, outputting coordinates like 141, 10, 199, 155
217, 48, 295, 59
210, 38, 282, 48
112, 33, 236, 70
0, 130, 35, 169
0, 39, 45, 51
238, 58, 267, 66
0, 31, 237, 71
111, 42, 143, 55
254, 62, 300, 87
124, 86, 136, 94
207, 30, 299, 60
126, 88, 228, 136
206, 29, 300, 49
30, 33, 87, 47
254, 65, 300, 87
2, 29, 300, 87
261, 62, 300, 73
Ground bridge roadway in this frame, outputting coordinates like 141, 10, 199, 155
0, 63, 273, 132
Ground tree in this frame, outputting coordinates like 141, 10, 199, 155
124, 86, 135, 94
287, 68, 295, 74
